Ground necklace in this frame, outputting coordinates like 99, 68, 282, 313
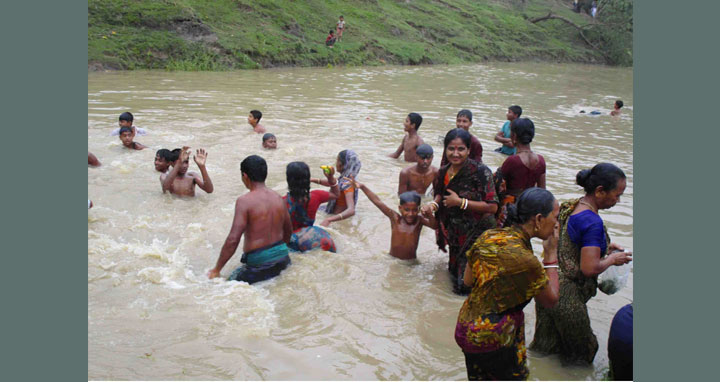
516, 150, 532, 154
579, 200, 598, 213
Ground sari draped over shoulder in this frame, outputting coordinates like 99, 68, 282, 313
325, 150, 361, 213
455, 227, 548, 380
529, 198, 610, 365
433, 159, 498, 293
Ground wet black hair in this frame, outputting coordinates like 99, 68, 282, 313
156, 148, 171, 161
416, 144, 433, 158
166, 148, 181, 162
456, 109, 473, 122
576, 163, 626, 194
286, 161, 310, 202
510, 118, 535, 145
504, 187, 556, 226
443, 128, 471, 149
615, 100, 624, 109
241, 155, 268, 182
508, 105, 523, 117
399, 191, 421, 206
119, 126, 133, 135
408, 112, 423, 130
262, 133, 275, 142
250, 110, 262, 122
119, 112, 133, 122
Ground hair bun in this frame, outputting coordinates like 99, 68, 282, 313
576, 169, 591, 187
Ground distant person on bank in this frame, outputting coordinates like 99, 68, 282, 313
208, 155, 292, 284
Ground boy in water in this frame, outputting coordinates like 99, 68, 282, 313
388, 112, 425, 162
119, 126, 146, 150
398, 144, 438, 196
348, 178, 437, 260
262, 133, 277, 149
111, 111, 147, 136
161, 146, 214, 196
154, 149, 173, 173
248, 109, 266, 133
208, 155, 292, 283
440, 109, 483, 166
610, 100, 624, 116
494, 105, 522, 155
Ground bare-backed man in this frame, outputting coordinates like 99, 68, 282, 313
208, 155, 292, 284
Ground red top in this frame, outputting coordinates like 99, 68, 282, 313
283, 190, 330, 231
499, 154, 546, 195
441, 133, 483, 167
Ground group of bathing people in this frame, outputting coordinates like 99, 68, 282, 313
89, 104, 632, 380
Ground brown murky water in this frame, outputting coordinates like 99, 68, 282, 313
88, 62, 632, 380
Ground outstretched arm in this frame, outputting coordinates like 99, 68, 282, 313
398, 169, 409, 195
420, 207, 439, 229
193, 149, 214, 193
350, 178, 395, 220
208, 198, 247, 278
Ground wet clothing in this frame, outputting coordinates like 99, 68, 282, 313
229, 241, 291, 284
530, 199, 610, 364
284, 190, 337, 253
499, 154, 546, 196
433, 159, 497, 294
440, 134, 483, 167
455, 227, 548, 381
608, 304, 633, 380
325, 150, 361, 214
496, 121, 516, 155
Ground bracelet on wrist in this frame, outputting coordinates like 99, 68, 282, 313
543, 264, 559, 269
542, 260, 558, 265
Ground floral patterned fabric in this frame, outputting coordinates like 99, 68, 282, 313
455, 227, 548, 380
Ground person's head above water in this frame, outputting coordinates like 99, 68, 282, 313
154, 149, 172, 172
507, 105, 523, 120
415, 143, 434, 169
576, 163, 627, 210
510, 117, 535, 145
119, 111, 133, 128
286, 161, 311, 202
262, 133, 277, 149
248, 110, 263, 127
119, 126, 134, 147
335, 149, 362, 177
241, 155, 268, 184
398, 191, 422, 224
405, 112, 423, 131
456, 109, 473, 130
504, 187, 558, 240
614, 100, 624, 109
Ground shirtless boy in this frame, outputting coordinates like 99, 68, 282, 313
119, 126, 146, 150
388, 112, 424, 162
154, 149, 172, 173
349, 178, 437, 260
208, 155, 292, 283
398, 144, 438, 196
160, 146, 214, 196
111, 111, 147, 136
248, 110, 266, 133
610, 100, 624, 116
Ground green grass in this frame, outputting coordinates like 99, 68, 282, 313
88, 0, 622, 70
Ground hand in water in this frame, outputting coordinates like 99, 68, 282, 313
207, 268, 220, 279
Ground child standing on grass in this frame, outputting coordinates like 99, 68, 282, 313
336, 16, 346, 41
349, 177, 438, 260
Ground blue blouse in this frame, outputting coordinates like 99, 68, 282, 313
567, 210, 606, 254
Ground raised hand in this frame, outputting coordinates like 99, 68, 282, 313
194, 148, 208, 167
343, 176, 362, 190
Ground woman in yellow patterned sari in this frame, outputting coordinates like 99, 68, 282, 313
455, 188, 560, 380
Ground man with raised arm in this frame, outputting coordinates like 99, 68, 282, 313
208, 155, 293, 284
